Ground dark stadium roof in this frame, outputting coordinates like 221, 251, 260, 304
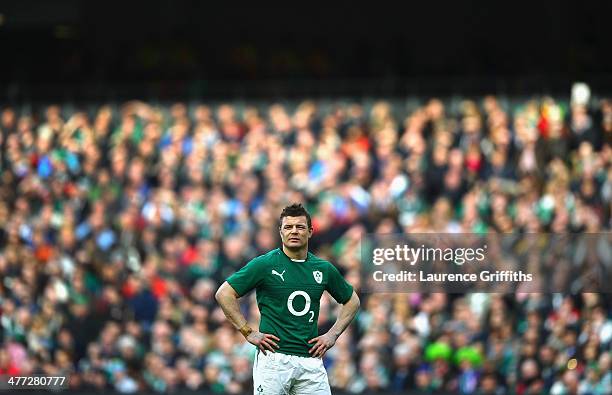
1, 1, 611, 99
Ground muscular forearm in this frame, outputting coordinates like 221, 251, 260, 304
328, 291, 360, 339
215, 281, 280, 354
215, 282, 248, 330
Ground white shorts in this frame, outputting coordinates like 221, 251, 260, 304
253, 351, 331, 395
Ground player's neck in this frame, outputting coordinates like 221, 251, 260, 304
282, 245, 308, 261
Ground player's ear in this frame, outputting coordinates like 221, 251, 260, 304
308, 227, 313, 238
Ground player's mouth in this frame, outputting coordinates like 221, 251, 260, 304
289, 238, 300, 242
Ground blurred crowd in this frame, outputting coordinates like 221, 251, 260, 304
0, 95, 611, 394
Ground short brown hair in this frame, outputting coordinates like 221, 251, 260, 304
279, 203, 312, 229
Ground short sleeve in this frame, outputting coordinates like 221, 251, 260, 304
325, 262, 353, 304
226, 257, 265, 297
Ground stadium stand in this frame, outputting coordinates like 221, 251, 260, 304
0, 96, 610, 394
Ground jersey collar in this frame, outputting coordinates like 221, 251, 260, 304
278, 247, 310, 262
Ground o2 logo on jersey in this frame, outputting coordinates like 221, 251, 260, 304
287, 291, 315, 322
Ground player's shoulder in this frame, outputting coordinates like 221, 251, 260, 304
248, 248, 281, 264
307, 251, 334, 267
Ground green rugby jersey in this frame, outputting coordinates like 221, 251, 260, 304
226, 248, 353, 357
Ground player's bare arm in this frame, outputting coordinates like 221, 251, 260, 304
308, 290, 360, 358
215, 281, 280, 355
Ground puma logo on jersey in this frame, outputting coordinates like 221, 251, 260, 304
271, 269, 286, 281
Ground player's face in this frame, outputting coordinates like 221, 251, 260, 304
279, 216, 312, 249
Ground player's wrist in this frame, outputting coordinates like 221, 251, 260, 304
239, 323, 253, 338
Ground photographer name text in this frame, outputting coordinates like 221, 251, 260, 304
372, 270, 533, 283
